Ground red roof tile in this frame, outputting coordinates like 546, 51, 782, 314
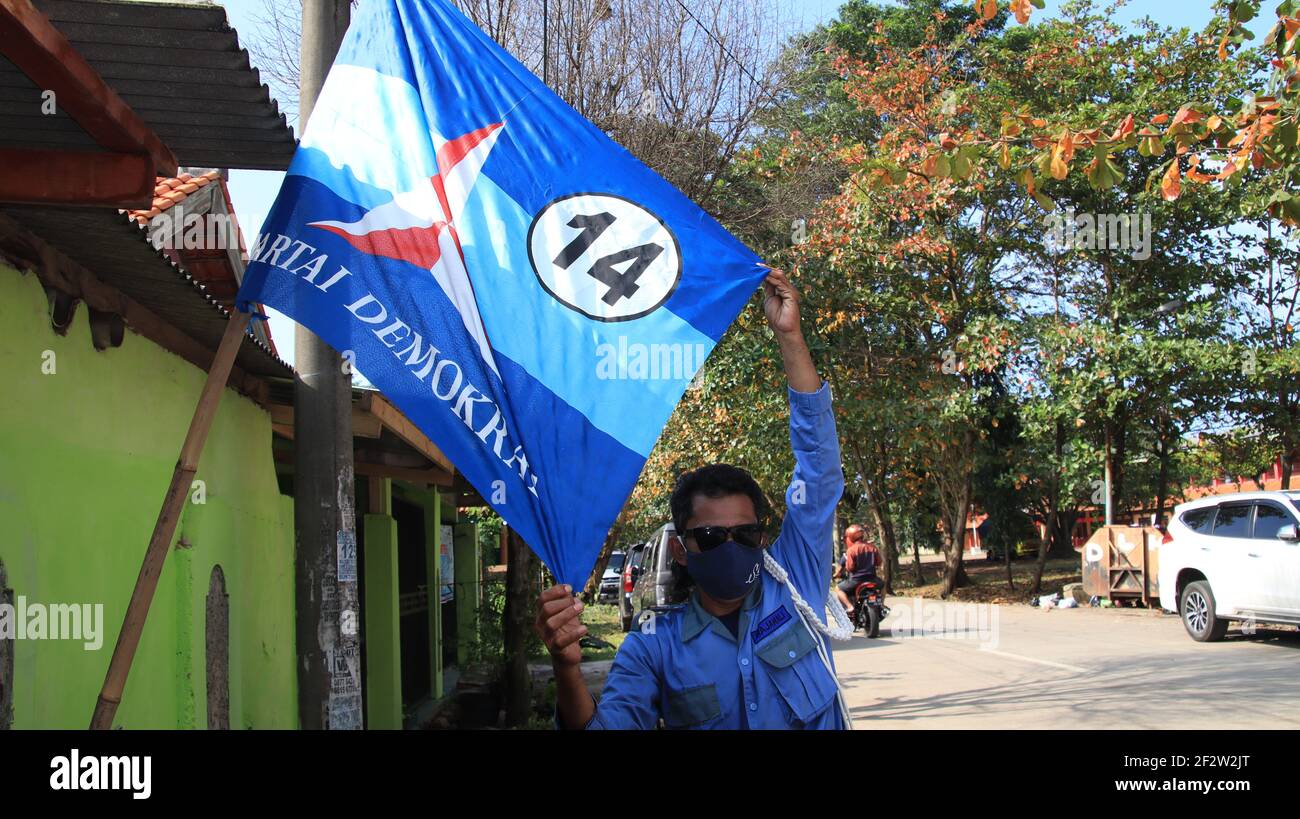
123, 170, 276, 356
128, 170, 221, 221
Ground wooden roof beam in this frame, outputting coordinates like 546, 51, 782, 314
0, 0, 176, 195
0, 148, 156, 207
358, 392, 455, 475
267, 403, 384, 440
272, 449, 453, 487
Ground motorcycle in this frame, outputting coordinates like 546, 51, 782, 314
851, 578, 889, 638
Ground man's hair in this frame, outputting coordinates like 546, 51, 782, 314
669, 463, 771, 535
666, 463, 771, 602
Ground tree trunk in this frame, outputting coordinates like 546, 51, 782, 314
1279, 399, 1298, 490
939, 490, 971, 598
937, 436, 973, 598
1031, 512, 1058, 595
911, 536, 925, 585
1154, 426, 1170, 529
850, 440, 900, 594
1033, 420, 1067, 592
869, 509, 899, 594
581, 526, 621, 605
1052, 511, 1079, 556
940, 532, 968, 597
1004, 529, 1015, 590
1103, 419, 1115, 524
502, 527, 539, 728
1112, 414, 1129, 519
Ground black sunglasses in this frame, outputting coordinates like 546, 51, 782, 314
680, 524, 768, 551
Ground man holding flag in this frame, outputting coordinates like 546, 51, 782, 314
538, 266, 851, 730
234, 0, 850, 729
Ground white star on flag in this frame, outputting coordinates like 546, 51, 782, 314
311, 122, 505, 376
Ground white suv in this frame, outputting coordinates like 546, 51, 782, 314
1158, 491, 1300, 641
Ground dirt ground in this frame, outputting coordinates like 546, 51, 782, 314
890, 555, 1083, 605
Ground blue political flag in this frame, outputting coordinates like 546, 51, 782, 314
236, 0, 766, 587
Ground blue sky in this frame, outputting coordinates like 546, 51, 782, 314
217, 0, 1254, 364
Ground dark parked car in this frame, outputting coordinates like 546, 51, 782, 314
618, 542, 647, 631
627, 524, 680, 632
596, 550, 626, 604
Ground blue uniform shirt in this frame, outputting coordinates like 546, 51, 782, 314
576, 381, 846, 730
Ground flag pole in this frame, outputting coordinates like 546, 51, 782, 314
90, 309, 252, 729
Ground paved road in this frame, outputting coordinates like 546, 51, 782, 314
834, 596, 1300, 729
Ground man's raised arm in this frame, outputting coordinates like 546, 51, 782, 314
763, 268, 845, 607
764, 267, 821, 394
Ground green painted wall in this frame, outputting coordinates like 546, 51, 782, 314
362, 512, 401, 729
0, 264, 298, 728
420, 487, 444, 699
453, 522, 481, 667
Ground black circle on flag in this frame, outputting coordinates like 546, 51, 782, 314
527, 192, 682, 322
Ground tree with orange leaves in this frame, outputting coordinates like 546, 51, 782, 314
707, 0, 1256, 596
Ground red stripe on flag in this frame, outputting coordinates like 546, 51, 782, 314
313, 222, 446, 270
437, 122, 504, 172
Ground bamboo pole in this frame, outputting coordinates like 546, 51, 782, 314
90, 310, 252, 729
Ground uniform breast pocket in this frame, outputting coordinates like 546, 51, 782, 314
755, 621, 837, 726
663, 683, 723, 729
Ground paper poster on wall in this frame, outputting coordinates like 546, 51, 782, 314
337, 530, 357, 583
440, 524, 454, 603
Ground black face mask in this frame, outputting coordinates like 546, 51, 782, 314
684, 540, 763, 601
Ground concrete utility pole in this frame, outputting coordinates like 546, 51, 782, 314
295, 0, 360, 730
1104, 426, 1114, 527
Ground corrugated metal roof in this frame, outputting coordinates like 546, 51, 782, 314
1, 0, 298, 170
0, 52, 100, 152
124, 169, 280, 354
1, 200, 291, 377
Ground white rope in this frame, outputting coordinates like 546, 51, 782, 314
762, 551, 854, 641
762, 552, 855, 729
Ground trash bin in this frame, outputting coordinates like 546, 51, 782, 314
1081, 525, 1162, 607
